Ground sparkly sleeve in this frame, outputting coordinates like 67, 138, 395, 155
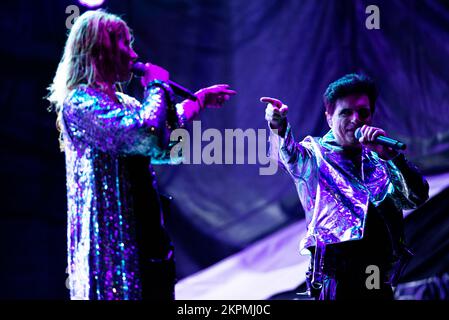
63, 83, 185, 163
268, 122, 315, 179
387, 153, 429, 209
142, 81, 186, 163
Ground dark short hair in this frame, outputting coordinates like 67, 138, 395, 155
323, 73, 378, 115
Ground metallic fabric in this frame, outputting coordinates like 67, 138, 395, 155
269, 124, 429, 285
61, 81, 184, 300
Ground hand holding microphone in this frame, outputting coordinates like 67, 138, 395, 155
355, 125, 405, 160
132, 62, 169, 85
132, 61, 236, 121
132, 62, 197, 101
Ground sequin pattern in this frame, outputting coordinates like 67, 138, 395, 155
61, 82, 184, 300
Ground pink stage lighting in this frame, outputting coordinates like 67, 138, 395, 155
78, 0, 105, 8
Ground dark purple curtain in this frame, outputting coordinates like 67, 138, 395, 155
156, 0, 449, 278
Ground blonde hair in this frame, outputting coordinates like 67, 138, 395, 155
46, 10, 130, 148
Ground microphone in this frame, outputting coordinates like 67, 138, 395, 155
131, 62, 197, 101
355, 128, 406, 150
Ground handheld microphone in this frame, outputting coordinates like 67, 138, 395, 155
355, 128, 406, 150
131, 62, 197, 101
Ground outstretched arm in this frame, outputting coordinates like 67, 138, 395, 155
139, 62, 236, 122
260, 97, 289, 137
260, 96, 315, 179
62, 83, 178, 160
177, 84, 237, 122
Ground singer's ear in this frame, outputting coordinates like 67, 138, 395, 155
325, 111, 332, 128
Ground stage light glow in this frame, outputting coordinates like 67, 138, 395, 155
78, 0, 105, 8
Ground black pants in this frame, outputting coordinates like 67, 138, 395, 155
317, 263, 394, 300
315, 205, 395, 300
140, 253, 176, 300
126, 156, 176, 300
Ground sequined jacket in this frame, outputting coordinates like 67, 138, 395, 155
61, 81, 185, 300
270, 124, 429, 285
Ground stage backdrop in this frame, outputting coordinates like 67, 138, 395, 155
0, 0, 448, 298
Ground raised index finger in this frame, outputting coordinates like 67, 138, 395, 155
260, 97, 283, 108
209, 84, 237, 95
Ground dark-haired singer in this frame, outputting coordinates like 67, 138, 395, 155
261, 73, 428, 300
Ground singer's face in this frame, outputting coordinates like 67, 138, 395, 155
116, 28, 138, 82
326, 94, 372, 147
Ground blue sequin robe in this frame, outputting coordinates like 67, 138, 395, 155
61, 82, 185, 300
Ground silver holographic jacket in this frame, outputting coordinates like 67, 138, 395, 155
61, 81, 185, 300
270, 124, 429, 285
